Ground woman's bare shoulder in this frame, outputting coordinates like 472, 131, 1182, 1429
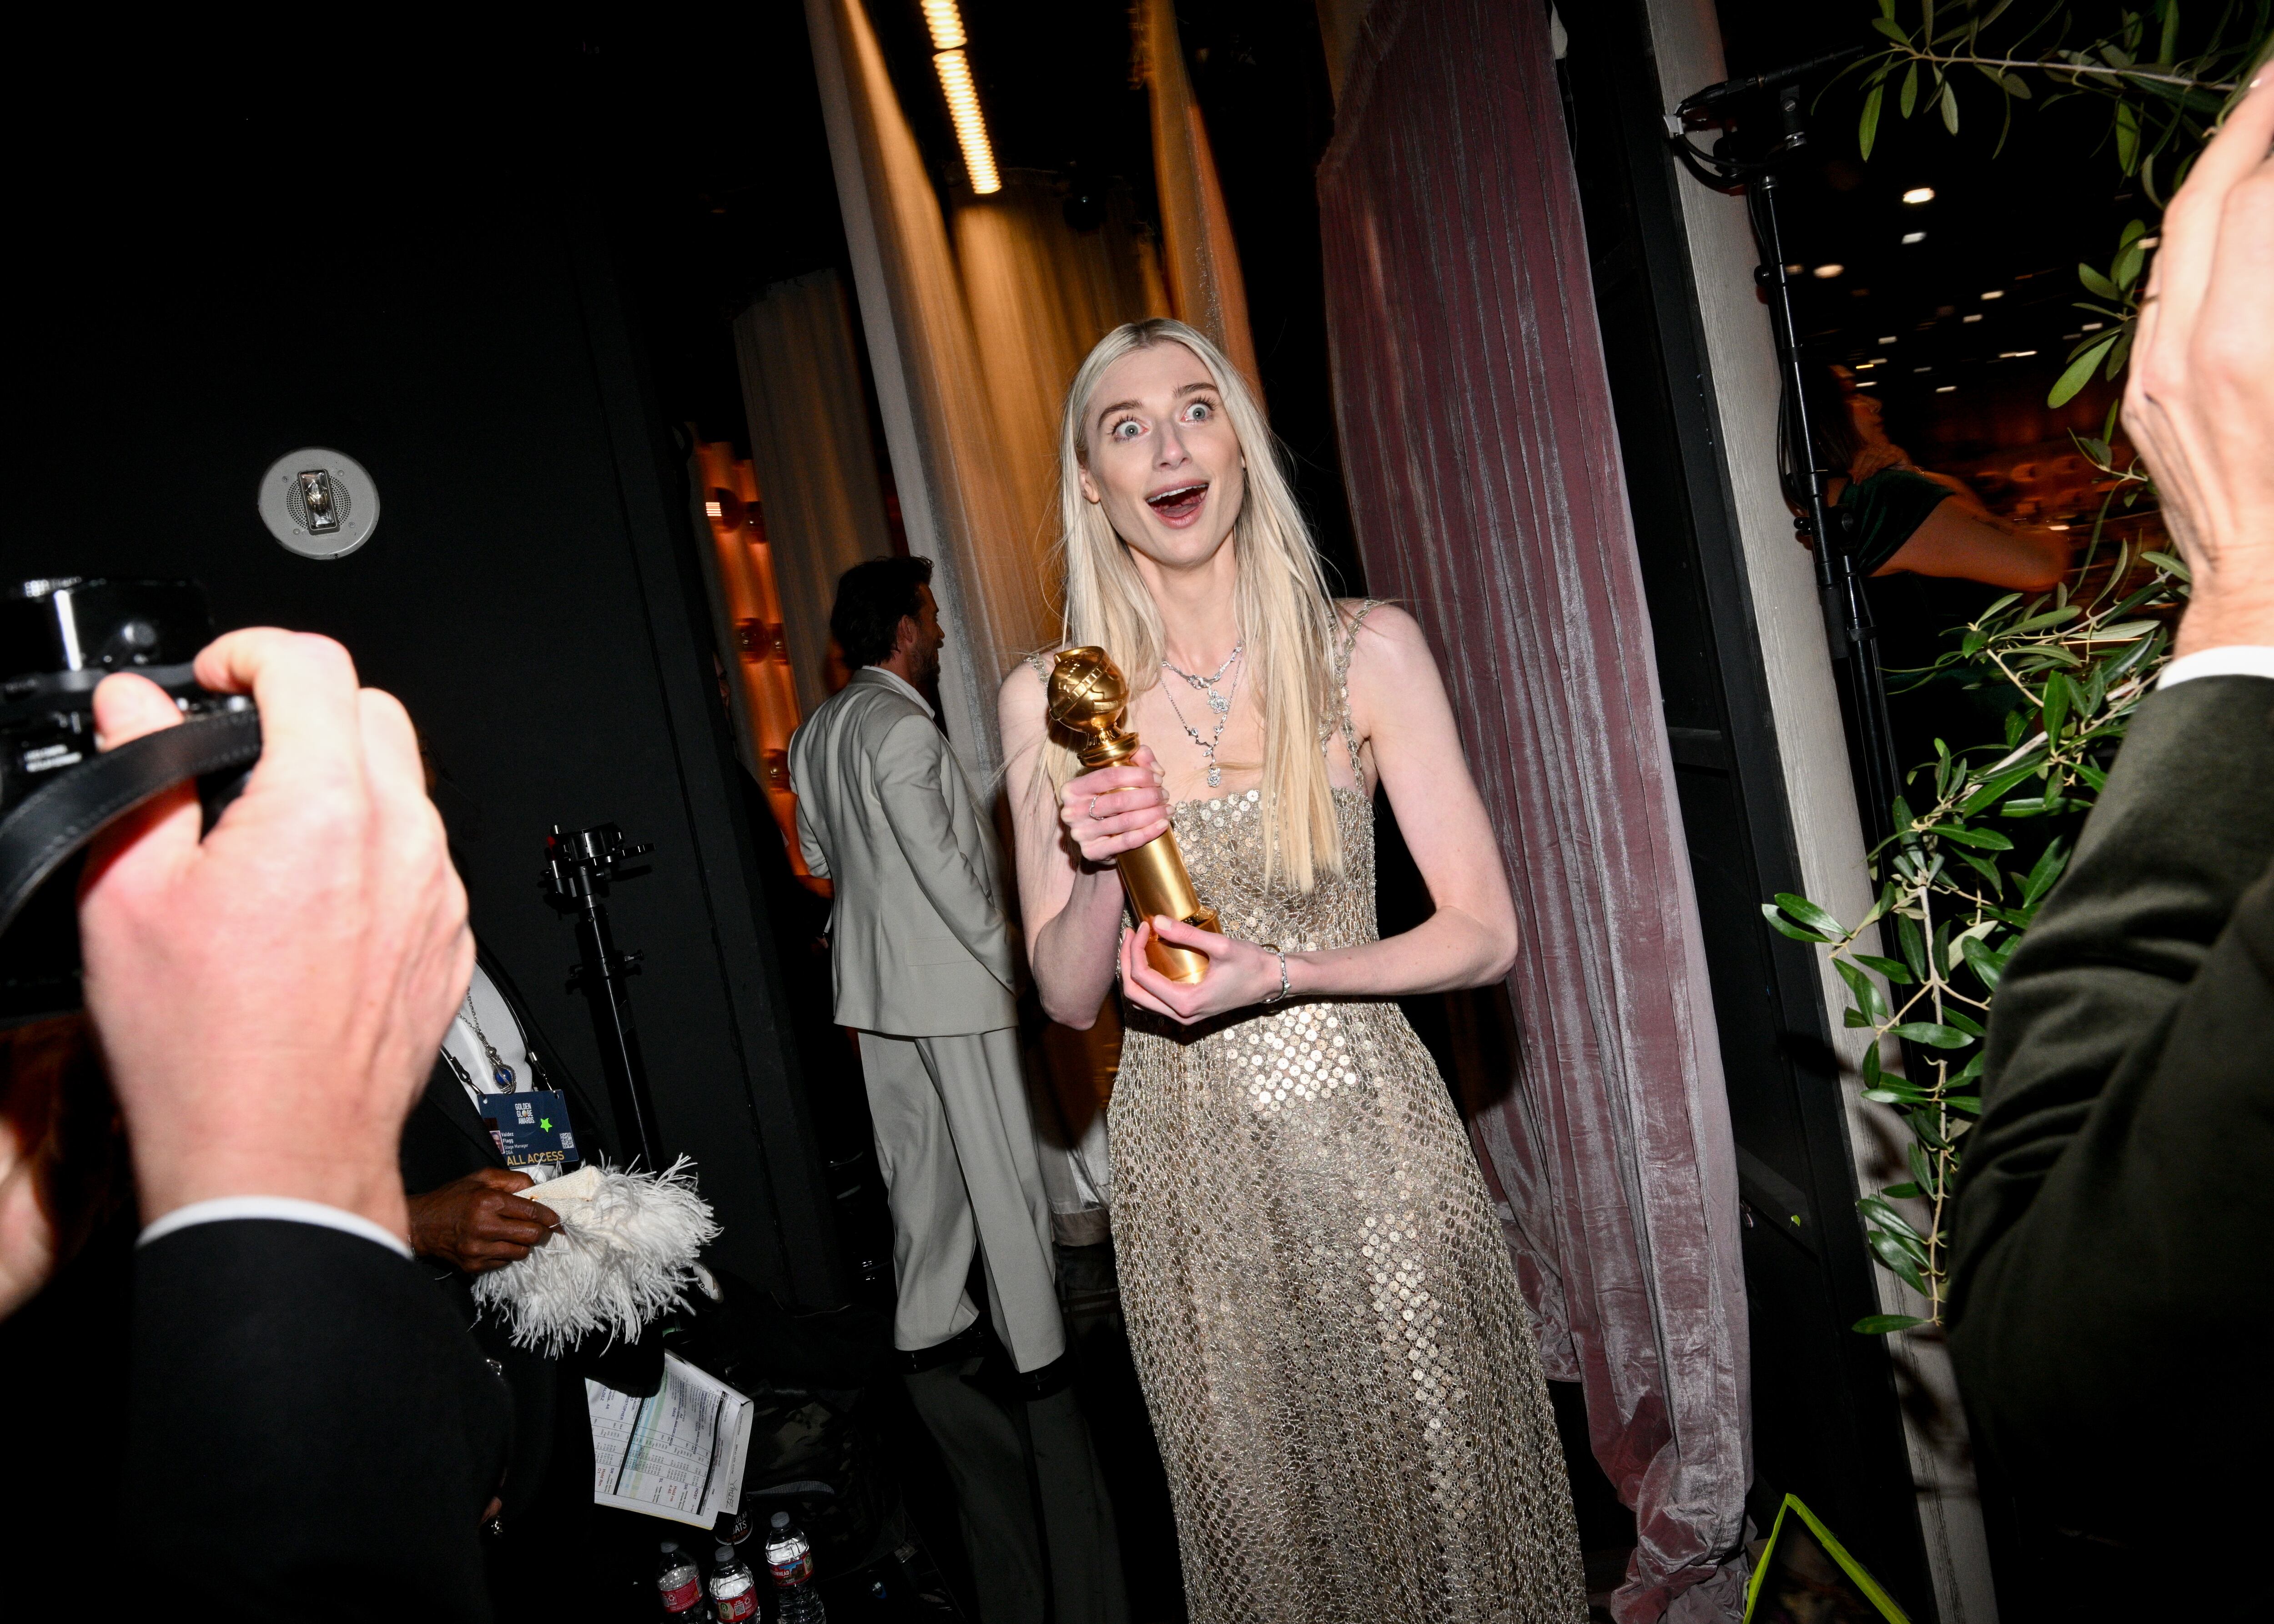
1335, 599, 1431, 669
998, 648, 1066, 735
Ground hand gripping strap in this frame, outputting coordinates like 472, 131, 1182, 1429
0, 709, 264, 937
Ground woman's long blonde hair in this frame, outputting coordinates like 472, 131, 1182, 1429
1044, 318, 1345, 892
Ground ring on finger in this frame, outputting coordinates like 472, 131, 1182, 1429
1088, 794, 1102, 820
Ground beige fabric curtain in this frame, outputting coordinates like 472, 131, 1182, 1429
1313, 0, 1376, 103
1140, 0, 1263, 393
805, 0, 1253, 769
803, 0, 1047, 775
802, 0, 1189, 1237
733, 270, 895, 722
954, 171, 1171, 634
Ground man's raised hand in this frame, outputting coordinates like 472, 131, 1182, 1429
78, 630, 473, 1239
2125, 71, 2274, 654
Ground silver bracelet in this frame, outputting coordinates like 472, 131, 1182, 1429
1260, 943, 1291, 1004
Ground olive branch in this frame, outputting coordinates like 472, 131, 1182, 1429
1771, 1, 2266, 1334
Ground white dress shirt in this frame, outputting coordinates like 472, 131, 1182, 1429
2158, 646, 2274, 687
867, 663, 936, 718
140, 1196, 412, 1258
440, 962, 559, 1184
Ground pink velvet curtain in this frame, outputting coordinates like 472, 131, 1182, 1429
1316, 1, 1752, 1618
1139, 0, 1263, 393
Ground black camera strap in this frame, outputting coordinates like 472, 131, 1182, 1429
0, 709, 263, 939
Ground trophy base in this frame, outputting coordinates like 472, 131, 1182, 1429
1145, 905, 1221, 985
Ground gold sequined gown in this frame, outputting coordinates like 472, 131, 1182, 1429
1109, 618, 1588, 1624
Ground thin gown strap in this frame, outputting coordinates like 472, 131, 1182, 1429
1023, 651, 1052, 689
1331, 599, 1383, 786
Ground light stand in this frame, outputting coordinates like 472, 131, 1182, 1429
1670, 51, 1904, 846
543, 821, 663, 1169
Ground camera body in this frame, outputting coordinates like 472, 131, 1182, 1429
1, 578, 249, 1022
1, 578, 244, 818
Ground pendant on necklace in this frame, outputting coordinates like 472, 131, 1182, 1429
1207, 764, 1223, 788
493, 1063, 517, 1088
1207, 688, 1229, 715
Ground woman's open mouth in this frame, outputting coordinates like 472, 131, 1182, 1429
1146, 481, 1209, 527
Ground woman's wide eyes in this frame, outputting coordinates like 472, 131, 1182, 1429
1184, 401, 1212, 422
1113, 420, 1142, 440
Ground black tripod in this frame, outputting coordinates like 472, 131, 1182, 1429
543, 822, 664, 1169
1671, 50, 1905, 848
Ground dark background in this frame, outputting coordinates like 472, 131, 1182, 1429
5, 49, 846, 1307
1712, 0, 2144, 463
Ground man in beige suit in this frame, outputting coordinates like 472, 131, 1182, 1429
791, 558, 1124, 1624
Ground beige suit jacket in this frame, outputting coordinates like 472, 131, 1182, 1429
789, 668, 1019, 1037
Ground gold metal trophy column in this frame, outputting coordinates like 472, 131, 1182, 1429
1047, 647, 1222, 984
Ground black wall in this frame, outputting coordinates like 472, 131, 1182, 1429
8, 86, 846, 1306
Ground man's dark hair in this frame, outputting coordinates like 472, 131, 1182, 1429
830, 555, 934, 669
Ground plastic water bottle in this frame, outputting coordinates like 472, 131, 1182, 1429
656, 1541, 702, 1617
765, 1510, 828, 1622
708, 1542, 760, 1623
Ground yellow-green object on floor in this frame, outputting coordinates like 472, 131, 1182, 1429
1743, 1495, 1912, 1623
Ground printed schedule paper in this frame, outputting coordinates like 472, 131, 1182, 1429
587, 1353, 754, 1528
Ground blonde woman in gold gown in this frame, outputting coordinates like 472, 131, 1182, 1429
999, 318, 1585, 1624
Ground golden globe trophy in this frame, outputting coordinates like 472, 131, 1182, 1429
1047, 646, 1222, 985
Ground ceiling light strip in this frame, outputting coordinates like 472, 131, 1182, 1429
920, 0, 965, 49
922, 0, 999, 196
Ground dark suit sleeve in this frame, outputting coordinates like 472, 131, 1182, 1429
1949, 675, 2274, 1535
134, 1220, 512, 1623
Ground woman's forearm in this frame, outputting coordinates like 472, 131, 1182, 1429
1030, 864, 1129, 1027
1278, 904, 1515, 1001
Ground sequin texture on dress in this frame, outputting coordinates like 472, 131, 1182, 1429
1107, 603, 1587, 1624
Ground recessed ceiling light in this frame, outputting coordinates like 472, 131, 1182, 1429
1877, 335, 1897, 344
1935, 385, 1956, 393
1962, 313, 1983, 323
2048, 524, 2071, 531
1813, 264, 1845, 278
1914, 366, 1933, 373
1999, 350, 2039, 358
2063, 332, 2082, 340
1903, 186, 1936, 204
1856, 380, 1878, 388
1981, 290, 2006, 300
1785, 262, 1805, 274
1902, 231, 1927, 244
2081, 322, 2105, 332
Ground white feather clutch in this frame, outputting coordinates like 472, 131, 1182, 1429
470, 1156, 720, 1358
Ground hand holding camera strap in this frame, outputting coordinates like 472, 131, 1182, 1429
0, 709, 263, 938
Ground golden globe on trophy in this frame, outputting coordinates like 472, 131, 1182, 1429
1047, 646, 1223, 985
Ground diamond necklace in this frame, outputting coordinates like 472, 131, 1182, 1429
462, 990, 518, 1089
1162, 642, 1243, 788
1163, 640, 1242, 693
